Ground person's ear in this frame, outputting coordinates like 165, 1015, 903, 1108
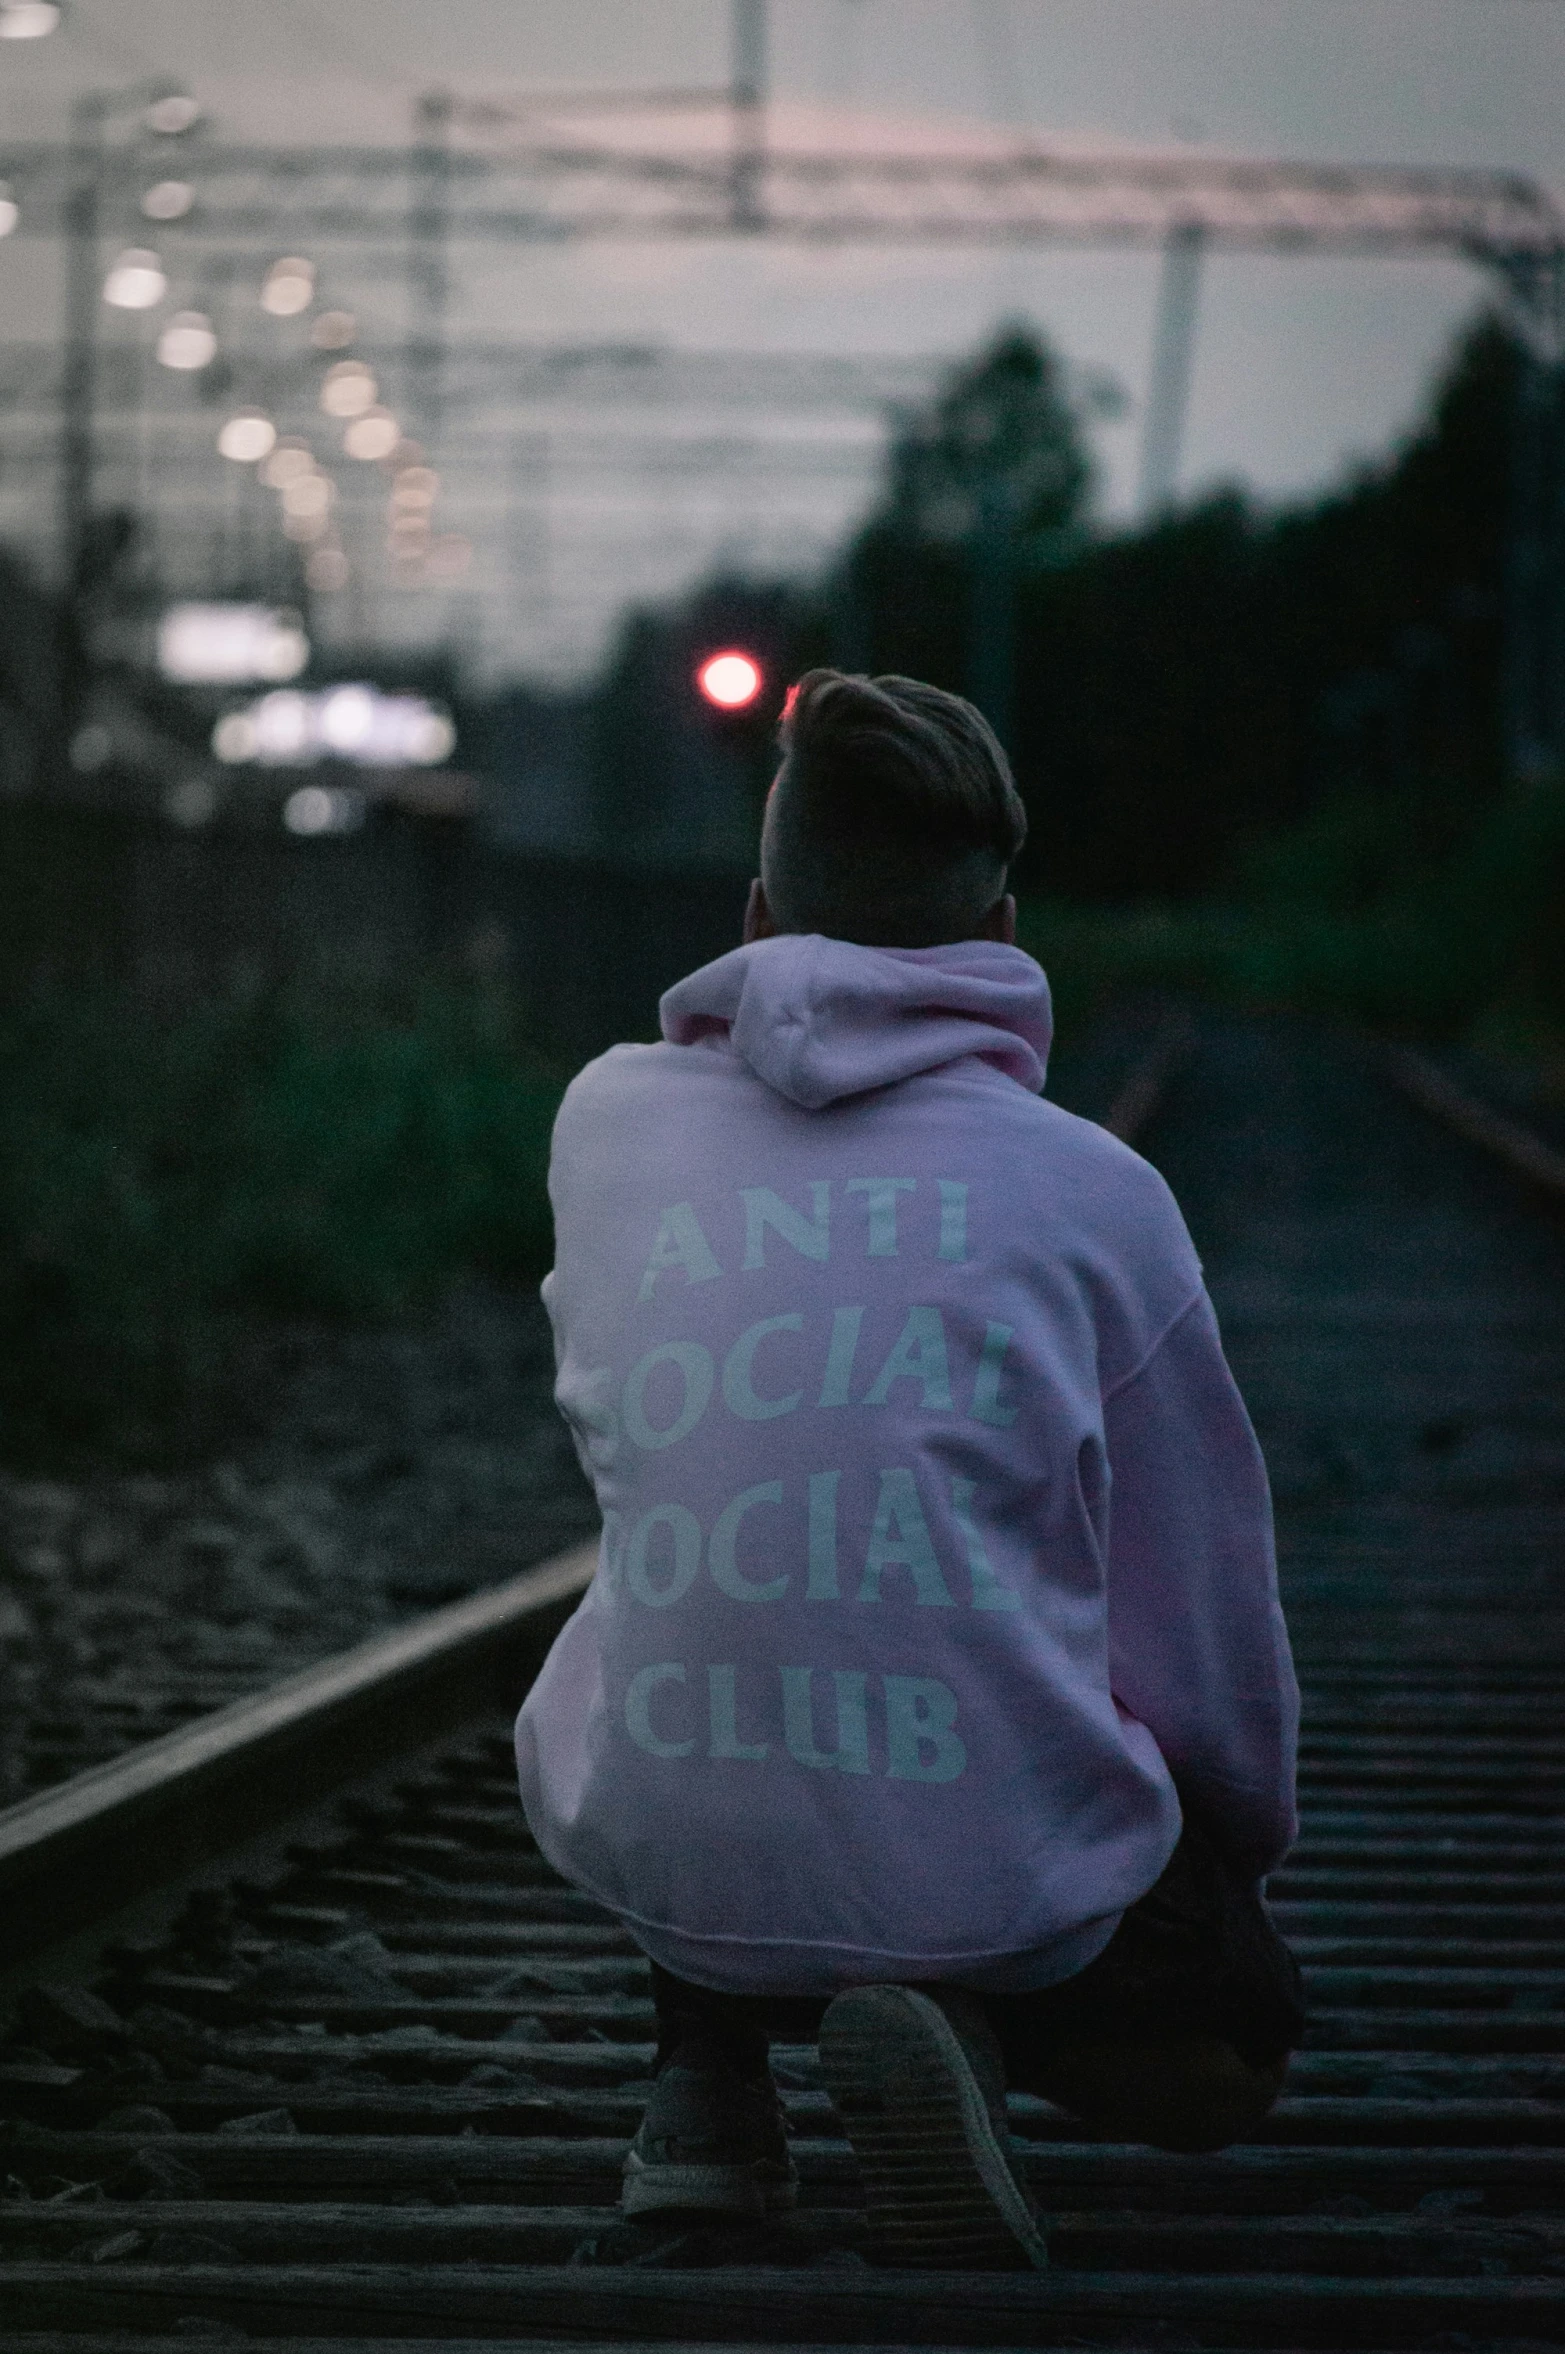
980, 893, 1017, 945
744, 879, 777, 944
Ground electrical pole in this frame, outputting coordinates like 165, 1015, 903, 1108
58, 93, 105, 597
730, 0, 767, 233
1137, 219, 1205, 518
57, 79, 194, 688
408, 88, 452, 455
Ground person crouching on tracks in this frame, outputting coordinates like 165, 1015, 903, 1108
515, 669, 1303, 2269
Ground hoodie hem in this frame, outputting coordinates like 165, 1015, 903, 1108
621, 1904, 1126, 1998
520, 1792, 1144, 1997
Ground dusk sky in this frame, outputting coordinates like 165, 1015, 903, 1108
0, 1, 1555, 675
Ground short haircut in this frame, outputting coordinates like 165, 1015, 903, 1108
761, 669, 1027, 948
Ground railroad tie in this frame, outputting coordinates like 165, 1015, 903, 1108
2, 1010, 1563, 2349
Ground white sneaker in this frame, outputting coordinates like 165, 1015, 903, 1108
819, 1983, 1048, 2270
621, 2040, 799, 2220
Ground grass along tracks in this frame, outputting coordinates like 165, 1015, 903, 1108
0, 1005, 1180, 1817
1, 1009, 1563, 2348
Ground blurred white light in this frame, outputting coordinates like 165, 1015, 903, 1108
259, 438, 313, 488
251, 692, 313, 762
159, 603, 309, 685
391, 466, 437, 507
218, 684, 455, 769
141, 179, 194, 222
310, 309, 355, 350
218, 409, 276, 463
427, 534, 472, 581
282, 509, 329, 543
212, 712, 257, 763
164, 776, 218, 827
281, 472, 332, 518
257, 616, 311, 679
404, 708, 457, 762
320, 359, 376, 418
343, 407, 399, 461
145, 93, 201, 135
0, 183, 18, 238
284, 785, 364, 836
261, 256, 314, 317
0, 3, 62, 38
103, 248, 166, 310
319, 684, 375, 752
157, 309, 216, 370
306, 546, 350, 592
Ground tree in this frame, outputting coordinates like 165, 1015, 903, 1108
834, 325, 1096, 738
880, 324, 1092, 552
1011, 311, 1521, 902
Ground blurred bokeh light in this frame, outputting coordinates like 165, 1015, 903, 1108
697, 651, 764, 709
102, 249, 166, 309
260, 256, 315, 317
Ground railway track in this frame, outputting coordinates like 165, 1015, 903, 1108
2, 1010, 1563, 2350
0, 1291, 597, 1809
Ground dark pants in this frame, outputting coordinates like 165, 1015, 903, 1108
650, 1814, 1305, 2152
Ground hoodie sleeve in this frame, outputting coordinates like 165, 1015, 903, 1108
1102, 1289, 1299, 1879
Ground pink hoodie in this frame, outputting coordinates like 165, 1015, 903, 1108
515, 936, 1297, 1995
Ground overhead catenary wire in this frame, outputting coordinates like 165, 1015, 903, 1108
1, 86, 1556, 682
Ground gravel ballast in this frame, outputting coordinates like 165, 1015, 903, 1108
0, 1286, 598, 1804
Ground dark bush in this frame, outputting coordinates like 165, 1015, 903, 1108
0, 984, 564, 1464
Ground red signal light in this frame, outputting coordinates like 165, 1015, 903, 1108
696, 649, 763, 710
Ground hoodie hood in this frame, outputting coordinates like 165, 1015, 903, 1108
660, 933, 1052, 1110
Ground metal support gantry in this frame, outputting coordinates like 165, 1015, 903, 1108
0, 92, 1559, 737
406, 89, 452, 459
1137, 221, 1205, 520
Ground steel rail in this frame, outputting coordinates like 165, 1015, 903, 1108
0, 1545, 596, 1977
1101, 1010, 1195, 1143
13, 1016, 1560, 1984
0, 1020, 1189, 1980
3, 1012, 1564, 2350
1381, 1046, 1565, 1205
